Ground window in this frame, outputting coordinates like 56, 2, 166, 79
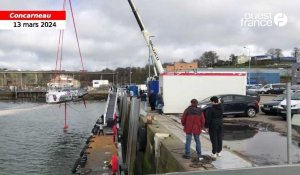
292, 92, 300, 100
234, 95, 246, 101
222, 95, 233, 102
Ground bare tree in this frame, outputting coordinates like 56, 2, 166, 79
291, 47, 300, 61
266, 48, 283, 63
200, 51, 219, 67
229, 54, 237, 66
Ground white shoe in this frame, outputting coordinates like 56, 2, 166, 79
217, 152, 222, 157
210, 153, 217, 158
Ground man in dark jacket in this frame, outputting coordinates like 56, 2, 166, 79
205, 96, 224, 158
181, 99, 205, 159
148, 90, 156, 111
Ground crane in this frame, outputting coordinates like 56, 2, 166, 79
127, 0, 165, 75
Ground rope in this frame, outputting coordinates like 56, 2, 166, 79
68, 0, 85, 72
68, 0, 88, 86
66, 103, 98, 113
59, 30, 65, 77
54, 0, 67, 82
54, 30, 62, 80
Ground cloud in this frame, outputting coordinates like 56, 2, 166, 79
0, 0, 299, 71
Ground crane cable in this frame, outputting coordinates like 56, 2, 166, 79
53, 0, 87, 85
68, 0, 88, 86
54, 0, 67, 82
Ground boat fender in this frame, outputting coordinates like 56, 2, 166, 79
111, 155, 118, 173
137, 126, 147, 152
71, 157, 81, 174
80, 154, 88, 167
79, 145, 88, 157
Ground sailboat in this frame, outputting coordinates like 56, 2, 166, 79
45, 0, 88, 104
46, 75, 88, 104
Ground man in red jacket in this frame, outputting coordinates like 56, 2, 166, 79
181, 99, 205, 159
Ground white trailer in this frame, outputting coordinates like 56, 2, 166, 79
159, 72, 247, 113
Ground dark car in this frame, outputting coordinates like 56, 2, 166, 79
266, 86, 286, 94
198, 94, 259, 118
260, 94, 285, 115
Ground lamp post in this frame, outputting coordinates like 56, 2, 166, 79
148, 36, 155, 79
116, 72, 118, 86
244, 46, 251, 84
129, 66, 132, 85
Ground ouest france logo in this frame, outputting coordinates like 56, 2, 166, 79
241, 12, 288, 27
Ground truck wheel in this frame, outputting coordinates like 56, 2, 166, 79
247, 107, 256, 118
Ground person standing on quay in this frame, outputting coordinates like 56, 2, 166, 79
205, 96, 224, 158
148, 90, 156, 111
181, 99, 205, 159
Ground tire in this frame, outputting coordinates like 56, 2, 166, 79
246, 107, 256, 118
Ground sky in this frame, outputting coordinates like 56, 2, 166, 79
0, 0, 299, 71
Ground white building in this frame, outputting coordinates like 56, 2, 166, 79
92, 80, 109, 88
237, 54, 250, 64
47, 74, 80, 88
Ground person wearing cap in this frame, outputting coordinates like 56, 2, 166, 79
181, 99, 205, 160
205, 96, 224, 158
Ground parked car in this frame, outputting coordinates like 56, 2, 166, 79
247, 85, 263, 92
260, 94, 285, 115
246, 91, 260, 98
277, 91, 300, 119
258, 83, 285, 94
198, 94, 260, 118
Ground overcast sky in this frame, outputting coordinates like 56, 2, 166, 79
0, 0, 299, 71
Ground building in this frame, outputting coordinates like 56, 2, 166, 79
92, 80, 109, 88
47, 74, 80, 88
276, 57, 297, 62
237, 55, 250, 64
166, 62, 198, 72
252, 55, 273, 61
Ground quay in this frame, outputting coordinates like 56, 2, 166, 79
0, 90, 109, 101
74, 89, 300, 175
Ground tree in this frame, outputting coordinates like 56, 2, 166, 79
266, 48, 283, 59
192, 58, 202, 68
274, 48, 283, 59
266, 48, 283, 63
229, 54, 237, 66
200, 51, 219, 67
178, 58, 186, 63
291, 47, 300, 61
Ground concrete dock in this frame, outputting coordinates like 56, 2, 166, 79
138, 109, 252, 174
76, 92, 300, 175
151, 112, 253, 169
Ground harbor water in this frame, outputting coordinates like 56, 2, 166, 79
0, 101, 105, 175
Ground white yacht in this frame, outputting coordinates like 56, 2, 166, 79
46, 88, 88, 104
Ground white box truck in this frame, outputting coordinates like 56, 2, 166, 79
159, 72, 247, 113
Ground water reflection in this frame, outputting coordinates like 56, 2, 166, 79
223, 123, 258, 140
0, 101, 105, 175
223, 122, 300, 165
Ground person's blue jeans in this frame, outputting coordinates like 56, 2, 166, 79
185, 134, 201, 157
